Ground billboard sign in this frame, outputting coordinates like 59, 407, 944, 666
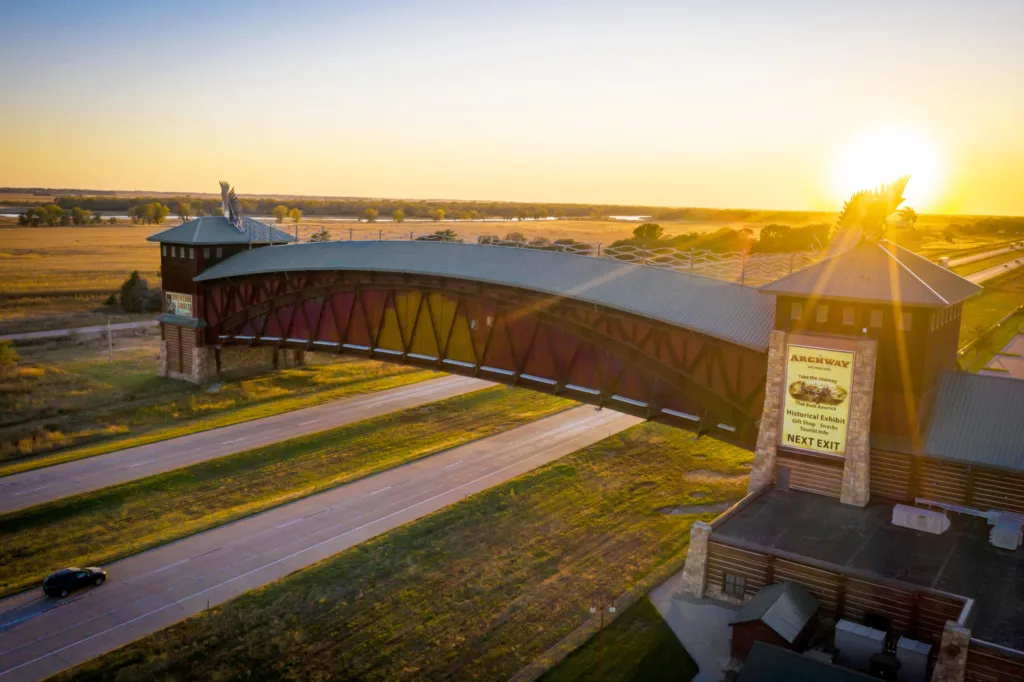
780, 344, 855, 456
165, 291, 193, 318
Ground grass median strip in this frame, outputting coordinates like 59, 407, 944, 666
0, 386, 572, 597
59, 422, 750, 682
0, 355, 440, 477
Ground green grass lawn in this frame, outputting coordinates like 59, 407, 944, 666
0, 386, 572, 597
0, 345, 440, 477
58, 422, 749, 682
959, 267, 1024, 348
960, 312, 1024, 373
539, 597, 697, 682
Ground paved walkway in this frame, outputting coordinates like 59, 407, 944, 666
0, 375, 486, 513
649, 569, 738, 682
0, 406, 640, 682
0, 320, 158, 343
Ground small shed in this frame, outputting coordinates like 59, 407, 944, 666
729, 582, 820, 661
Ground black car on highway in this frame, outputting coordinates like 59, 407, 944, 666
42, 567, 106, 598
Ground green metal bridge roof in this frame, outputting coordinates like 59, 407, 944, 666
195, 241, 777, 350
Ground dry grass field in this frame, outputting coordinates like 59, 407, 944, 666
0, 386, 571, 597
59, 422, 746, 682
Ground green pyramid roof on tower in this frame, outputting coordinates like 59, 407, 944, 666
759, 240, 980, 307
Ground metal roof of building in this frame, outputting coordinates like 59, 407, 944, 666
737, 642, 876, 682
147, 216, 296, 245
923, 371, 1024, 470
759, 240, 981, 307
194, 241, 777, 350
730, 581, 820, 643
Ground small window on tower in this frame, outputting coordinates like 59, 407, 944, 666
723, 572, 746, 599
162, 245, 167, 257
900, 313, 913, 332
870, 309, 883, 328
843, 307, 855, 325
170, 246, 177, 258
189, 248, 194, 259
816, 305, 828, 323
790, 302, 802, 321
216, 247, 223, 258
203, 248, 210, 259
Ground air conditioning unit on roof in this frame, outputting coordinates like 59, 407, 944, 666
891, 505, 950, 535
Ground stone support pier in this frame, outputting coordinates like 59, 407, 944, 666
931, 621, 970, 682
677, 521, 712, 598
840, 338, 877, 507
747, 330, 787, 493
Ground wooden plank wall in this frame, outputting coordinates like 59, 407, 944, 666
166, 325, 182, 374
871, 450, 1024, 515
966, 641, 1024, 682
870, 450, 913, 502
181, 327, 195, 376
705, 543, 770, 600
775, 454, 843, 498
706, 541, 965, 646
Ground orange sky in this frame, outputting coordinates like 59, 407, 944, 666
2, 2, 1022, 215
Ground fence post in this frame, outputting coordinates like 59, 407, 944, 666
349, 227, 353, 241
642, 242, 648, 265
740, 254, 747, 285
378, 229, 383, 241
597, 243, 602, 259
409, 231, 413, 241
689, 248, 695, 273
789, 252, 795, 274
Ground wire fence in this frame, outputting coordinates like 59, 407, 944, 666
280, 223, 820, 287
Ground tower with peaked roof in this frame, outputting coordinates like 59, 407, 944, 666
760, 240, 980, 446
148, 210, 295, 382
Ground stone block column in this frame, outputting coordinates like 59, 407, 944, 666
748, 330, 787, 493
677, 521, 712, 598
191, 346, 217, 383
158, 339, 169, 377
931, 621, 970, 682
840, 338, 877, 507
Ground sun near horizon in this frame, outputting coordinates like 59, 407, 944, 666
1, 1, 1023, 216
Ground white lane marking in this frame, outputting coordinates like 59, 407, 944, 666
298, 420, 320, 426
219, 438, 246, 445
11, 486, 48, 497
0, 413, 623, 677
275, 518, 303, 529
443, 461, 464, 469
365, 486, 392, 497
127, 458, 159, 468
150, 558, 191, 574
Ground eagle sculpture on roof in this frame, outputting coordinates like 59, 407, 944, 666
828, 175, 912, 257
219, 181, 245, 232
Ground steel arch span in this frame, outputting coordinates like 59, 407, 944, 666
200, 270, 768, 447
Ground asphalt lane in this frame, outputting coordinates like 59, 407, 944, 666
967, 255, 1024, 284
0, 375, 488, 514
0, 405, 640, 681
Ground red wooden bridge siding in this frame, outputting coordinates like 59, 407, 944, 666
200, 271, 768, 446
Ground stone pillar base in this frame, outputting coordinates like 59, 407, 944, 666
677, 521, 712, 598
748, 330, 787, 493
931, 621, 970, 682
158, 339, 169, 377
840, 339, 877, 507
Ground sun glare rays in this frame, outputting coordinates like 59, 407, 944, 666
832, 126, 943, 211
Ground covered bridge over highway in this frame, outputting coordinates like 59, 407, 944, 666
189, 241, 775, 447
